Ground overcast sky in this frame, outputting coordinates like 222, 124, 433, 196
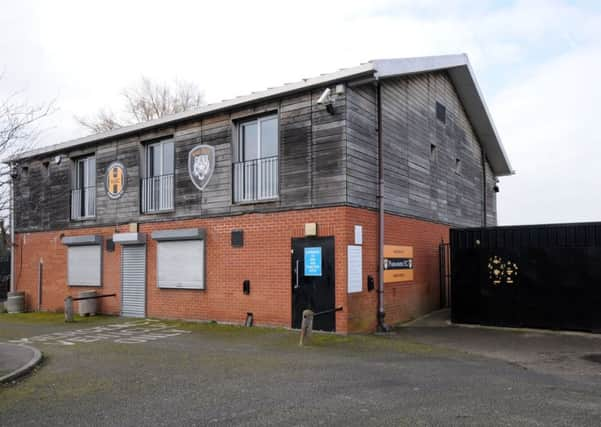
1, 0, 600, 225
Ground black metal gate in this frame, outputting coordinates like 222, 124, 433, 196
0, 254, 10, 301
451, 222, 601, 333
439, 242, 451, 308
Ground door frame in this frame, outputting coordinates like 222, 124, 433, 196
113, 233, 147, 318
120, 243, 147, 318
290, 236, 336, 331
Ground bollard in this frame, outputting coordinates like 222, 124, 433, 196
64, 296, 74, 322
299, 309, 314, 346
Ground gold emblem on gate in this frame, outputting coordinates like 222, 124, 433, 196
488, 256, 519, 286
105, 161, 127, 199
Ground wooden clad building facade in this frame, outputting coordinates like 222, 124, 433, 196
9, 55, 512, 333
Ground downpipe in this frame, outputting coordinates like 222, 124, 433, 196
9, 164, 15, 293
376, 79, 389, 333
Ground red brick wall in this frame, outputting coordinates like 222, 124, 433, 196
14, 225, 126, 315
346, 211, 449, 332
14, 207, 448, 333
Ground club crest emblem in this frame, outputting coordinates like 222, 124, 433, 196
105, 161, 127, 199
188, 144, 215, 191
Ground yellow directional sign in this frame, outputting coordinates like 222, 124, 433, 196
383, 245, 414, 283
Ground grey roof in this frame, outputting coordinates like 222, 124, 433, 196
11, 54, 513, 176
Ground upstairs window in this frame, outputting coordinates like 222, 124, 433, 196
233, 115, 278, 202
71, 156, 96, 219
141, 139, 175, 213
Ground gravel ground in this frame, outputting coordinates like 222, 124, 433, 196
1, 313, 600, 426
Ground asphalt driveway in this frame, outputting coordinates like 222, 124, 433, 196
397, 309, 601, 384
1, 313, 601, 426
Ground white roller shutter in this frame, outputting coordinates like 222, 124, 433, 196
157, 240, 204, 289
68, 245, 101, 286
121, 245, 146, 318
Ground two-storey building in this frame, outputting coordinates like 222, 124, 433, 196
8, 54, 512, 333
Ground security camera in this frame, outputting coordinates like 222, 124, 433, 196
9, 164, 18, 179
317, 88, 332, 105
316, 88, 335, 114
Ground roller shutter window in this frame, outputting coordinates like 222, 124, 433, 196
68, 245, 102, 286
157, 240, 204, 289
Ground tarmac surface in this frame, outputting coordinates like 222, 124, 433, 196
1, 313, 600, 426
397, 309, 601, 384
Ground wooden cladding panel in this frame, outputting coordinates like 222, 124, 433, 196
14, 85, 347, 232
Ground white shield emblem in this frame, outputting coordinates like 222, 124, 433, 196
188, 145, 215, 190
194, 155, 210, 180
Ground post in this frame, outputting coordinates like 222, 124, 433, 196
299, 309, 314, 346
38, 259, 43, 311
64, 296, 73, 322
9, 169, 15, 293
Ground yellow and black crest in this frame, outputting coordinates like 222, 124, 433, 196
105, 161, 127, 199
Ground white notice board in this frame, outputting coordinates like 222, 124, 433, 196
354, 225, 363, 245
347, 245, 362, 293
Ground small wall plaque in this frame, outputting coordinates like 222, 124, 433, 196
231, 230, 244, 247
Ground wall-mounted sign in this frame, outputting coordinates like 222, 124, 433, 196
347, 245, 362, 293
383, 245, 414, 283
105, 161, 127, 199
354, 225, 363, 245
188, 144, 215, 191
304, 247, 322, 276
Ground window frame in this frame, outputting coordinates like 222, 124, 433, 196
152, 228, 206, 290
62, 235, 103, 287
233, 114, 279, 203
71, 155, 96, 220
141, 138, 175, 214
145, 139, 175, 178
237, 115, 278, 162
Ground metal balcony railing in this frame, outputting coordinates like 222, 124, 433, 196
232, 156, 278, 203
141, 174, 174, 213
71, 186, 96, 219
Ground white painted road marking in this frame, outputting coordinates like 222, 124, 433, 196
8, 319, 191, 346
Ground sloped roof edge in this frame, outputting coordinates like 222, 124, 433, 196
372, 54, 513, 176
10, 54, 513, 176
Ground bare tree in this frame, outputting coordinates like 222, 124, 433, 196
76, 77, 205, 133
0, 72, 55, 229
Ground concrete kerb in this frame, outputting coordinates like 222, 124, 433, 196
0, 343, 43, 384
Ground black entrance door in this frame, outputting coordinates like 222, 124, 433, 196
291, 237, 335, 332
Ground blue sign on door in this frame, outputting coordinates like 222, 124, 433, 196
304, 247, 322, 276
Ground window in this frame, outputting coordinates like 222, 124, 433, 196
67, 245, 102, 286
152, 228, 205, 289
157, 240, 204, 289
436, 101, 446, 123
42, 161, 50, 177
430, 144, 437, 161
71, 156, 96, 219
455, 158, 462, 175
233, 115, 278, 202
141, 139, 175, 213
